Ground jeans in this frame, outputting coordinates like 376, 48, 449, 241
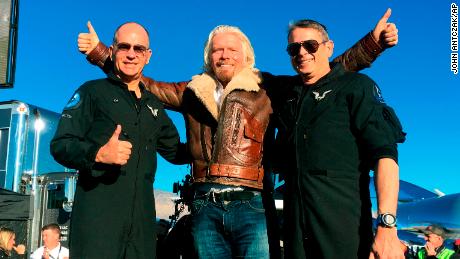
190, 193, 269, 259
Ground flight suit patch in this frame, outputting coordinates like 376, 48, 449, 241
147, 104, 158, 118
373, 84, 385, 103
312, 90, 332, 101
64, 92, 82, 110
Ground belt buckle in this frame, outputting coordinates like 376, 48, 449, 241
211, 191, 216, 203
209, 190, 231, 204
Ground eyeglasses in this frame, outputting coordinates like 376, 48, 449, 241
286, 40, 327, 57
115, 43, 149, 56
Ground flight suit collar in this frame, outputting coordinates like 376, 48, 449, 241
309, 62, 346, 90
107, 72, 150, 100
291, 63, 344, 96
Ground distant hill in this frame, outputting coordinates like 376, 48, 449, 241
154, 189, 183, 220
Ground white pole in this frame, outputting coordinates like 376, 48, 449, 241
30, 110, 44, 251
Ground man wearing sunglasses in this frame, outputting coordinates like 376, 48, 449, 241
76, 9, 398, 258
273, 19, 406, 259
51, 22, 188, 259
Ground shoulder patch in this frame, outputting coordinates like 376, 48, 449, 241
373, 84, 385, 103
64, 92, 82, 109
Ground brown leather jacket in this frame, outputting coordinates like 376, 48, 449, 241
85, 32, 384, 189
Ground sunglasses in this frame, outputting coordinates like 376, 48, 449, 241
286, 40, 327, 57
115, 43, 149, 56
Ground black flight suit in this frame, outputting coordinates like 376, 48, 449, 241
274, 64, 406, 259
51, 73, 187, 259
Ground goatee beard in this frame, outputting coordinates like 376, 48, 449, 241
215, 71, 233, 86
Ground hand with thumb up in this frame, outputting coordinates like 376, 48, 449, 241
95, 125, 132, 165
372, 8, 398, 49
78, 21, 100, 55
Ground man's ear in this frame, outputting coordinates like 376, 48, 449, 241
145, 49, 152, 64
109, 45, 114, 61
326, 40, 334, 58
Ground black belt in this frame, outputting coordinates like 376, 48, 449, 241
196, 190, 259, 202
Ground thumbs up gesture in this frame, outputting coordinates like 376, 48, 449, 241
95, 125, 132, 165
78, 21, 100, 54
372, 8, 398, 49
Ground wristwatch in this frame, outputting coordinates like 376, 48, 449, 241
377, 213, 397, 228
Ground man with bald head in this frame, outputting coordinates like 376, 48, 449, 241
51, 22, 187, 258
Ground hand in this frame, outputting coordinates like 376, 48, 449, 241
78, 21, 100, 55
369, 226, 405, 259
372, 8, 398, 49
13, 244, 25, 255
95, 125, 132, 165
399, 240, 408, 254
42, 248, 50, 259
425, 241, 436, 256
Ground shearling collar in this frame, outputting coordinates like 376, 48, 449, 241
187, 67, 262, 119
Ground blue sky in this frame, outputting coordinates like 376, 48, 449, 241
1, 0, 459, 194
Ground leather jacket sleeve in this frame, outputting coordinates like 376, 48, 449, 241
142, 77, 188, 112
86, 42, 189, 111
332, 31, 383, 72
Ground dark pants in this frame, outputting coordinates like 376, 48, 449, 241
69, 181, 156, 259
283, 172, 373, 259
